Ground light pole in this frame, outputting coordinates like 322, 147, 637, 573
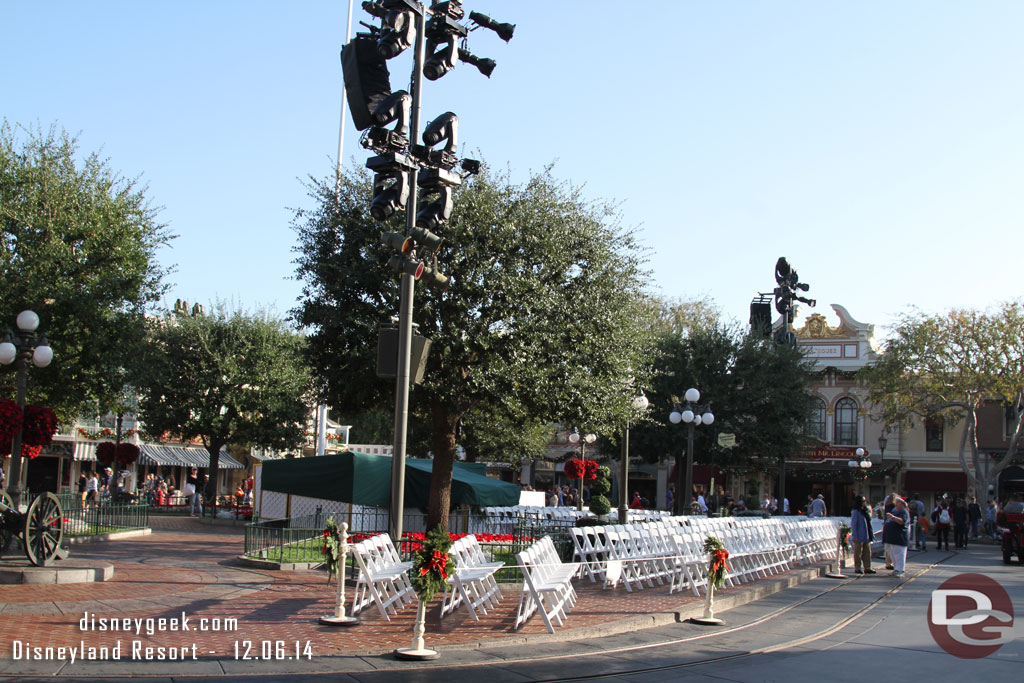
669, 388, 714, 515
568, 429, 595, 511
0, 310, 54, 508
619, 391, 649, 524
847, 447, 872, 497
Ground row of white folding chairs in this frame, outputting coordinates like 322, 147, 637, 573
349, 533, 416, 621
440, 534, 504, 620
514, 536, 579, 633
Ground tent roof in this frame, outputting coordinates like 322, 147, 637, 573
260, 452, 518, 508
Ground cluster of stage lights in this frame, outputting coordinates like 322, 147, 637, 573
342, 0, 514, 291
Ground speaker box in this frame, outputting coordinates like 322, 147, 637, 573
377, 326, 431, 384
341, 36, 392, 131
749, 302, 772, 337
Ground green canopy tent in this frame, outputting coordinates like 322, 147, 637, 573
260, 451, 519, 508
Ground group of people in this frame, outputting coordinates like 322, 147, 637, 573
76, 467, 131, 507
544, 483, 590, 508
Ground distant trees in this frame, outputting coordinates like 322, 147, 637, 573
862, 301, 1024, 494
135, 305, 313, 492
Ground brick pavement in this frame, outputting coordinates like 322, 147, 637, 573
0, 517, 830, 662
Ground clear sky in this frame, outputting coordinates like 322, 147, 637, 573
3, 1, 1022, 337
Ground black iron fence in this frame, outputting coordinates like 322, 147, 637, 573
60, 502, 149, 536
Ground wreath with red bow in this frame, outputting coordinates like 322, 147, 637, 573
703, 535, 730, 590
410, 525, 455, 602
321, 516, 342, 584
564, 458, 598, 481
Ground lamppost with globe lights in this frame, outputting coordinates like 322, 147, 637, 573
619, 391, 649, 524
669, 388, 714, 515
847, 447, 872, 496
0, 310, 54, 508
568, 429, 596, 511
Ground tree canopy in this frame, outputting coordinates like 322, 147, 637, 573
0, 121, 172, 420
292, 163, 656, 530
861, 301, 1024, 493
628, 319, 817, 473
135, 304, 314, 487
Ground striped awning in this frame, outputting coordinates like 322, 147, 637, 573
72, 442, 242, 469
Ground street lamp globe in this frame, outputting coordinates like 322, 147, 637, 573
633, 393, 649, 411
702, 411, 715, 425
0, 341, 16, 365
684, 387, 700, 403
669, 411, 682, 424
568, 430, 580, 444
16, 310, 40, 332
32, 344, 53, 368
583, 433, 596, 444
848, 459, 859, 468
681, 408, 695, 423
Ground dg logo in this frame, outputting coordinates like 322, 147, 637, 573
928, 573, 1015, 659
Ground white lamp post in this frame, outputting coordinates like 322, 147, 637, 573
1, 310, 54, 508
620, 391, 649, 523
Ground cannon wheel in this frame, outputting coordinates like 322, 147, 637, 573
0, 490, 15, 556
24, 492, 64, 566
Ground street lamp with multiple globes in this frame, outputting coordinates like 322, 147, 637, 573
669, 387, 714, 515
567, 429, 596, 511
619, 391, 649, 524
0, 310, 54, 507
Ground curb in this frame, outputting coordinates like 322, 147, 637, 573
63, 528, 152, 545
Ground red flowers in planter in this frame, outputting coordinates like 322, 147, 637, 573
95, 441, 140, 467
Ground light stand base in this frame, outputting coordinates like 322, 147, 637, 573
319, 615, 359, 626
824, 571, 847, 579
690, 616, 725, 626
394, 647, 439, 660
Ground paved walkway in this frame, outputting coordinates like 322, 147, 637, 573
0, 517, 993, 680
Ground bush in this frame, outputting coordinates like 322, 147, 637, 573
589, 494, 612, 516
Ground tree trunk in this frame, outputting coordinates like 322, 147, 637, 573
206, 438, 224, 516
426, 398, 458, 534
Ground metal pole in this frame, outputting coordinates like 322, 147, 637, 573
674, 445, 684, 516
684, 422, 695, 516
388, 5, 426, 547
618, 422, 629, 524
778, 456, 786, 515
335, 0, 355, 200
6, 352, 30, 508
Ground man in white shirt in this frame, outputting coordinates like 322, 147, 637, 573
696, 492, 708, 513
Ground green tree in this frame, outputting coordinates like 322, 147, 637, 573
292, 164, 656, 531
135, 305, 314, 494
0, 122, 172, 419
861, 301, 1024, 494
629, 321, 816, 475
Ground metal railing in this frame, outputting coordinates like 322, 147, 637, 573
60, 503, 149, 537
242, 510, 575, 582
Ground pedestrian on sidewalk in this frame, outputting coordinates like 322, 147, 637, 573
968, 497, 982, 539
883, 496, 910, 578
850, 495, 876, 574
809, 494, 827, 517
185, 468, 202, 517
953, 499, 969, 548
933, 501, 951, 551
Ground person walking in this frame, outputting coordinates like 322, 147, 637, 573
933, 501, 951, 551
953, 499, 969, 548
968, 497, 982, 540
985, 500, 998, 539
908, 493, 927, 551
185, 468, 202, 517
85, 470, 99, 509
850, 495, 876, 574
77, 471, 88, 507
883, 496, 910, 578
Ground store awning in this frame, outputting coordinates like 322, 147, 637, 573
74, 442, 98, 461
904, 470, 968, 492
139, 444, 244, 469
261, 451, 519, 508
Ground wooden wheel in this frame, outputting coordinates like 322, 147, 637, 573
0, 490, 15, 557
24, 492, 63, 566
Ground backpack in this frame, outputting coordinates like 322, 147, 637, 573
939, 508, 951, 525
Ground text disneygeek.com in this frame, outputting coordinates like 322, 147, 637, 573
6, 611, 307, 663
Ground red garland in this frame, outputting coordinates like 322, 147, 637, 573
710, 548, 731, 574
115, 442, 139, 466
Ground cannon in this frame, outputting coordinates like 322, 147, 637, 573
0, 491, 68, 566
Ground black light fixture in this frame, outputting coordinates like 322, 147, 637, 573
460, 158, 481, 176
457, 48, 495, 77
387, 253, 425, 279
374, 0, 420, 59
423, 4, 467, 81
382, 231, 413, 254
409, 226, 443, 254
419, 257, 450, 292
367, 153, 417, 221
468, 11, 515, 42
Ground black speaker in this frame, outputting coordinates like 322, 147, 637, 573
750, 302, 772, 338
377, 325, 432, 384
341, 36, 392, 131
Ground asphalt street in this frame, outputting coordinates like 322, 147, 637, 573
6, 542, 1018, 682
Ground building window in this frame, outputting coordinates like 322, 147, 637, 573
925, 417, 943, 452
834, 397, 858, 445
806, 397, 826, 441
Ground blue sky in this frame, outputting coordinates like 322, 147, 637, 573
3, 1, 1022, 336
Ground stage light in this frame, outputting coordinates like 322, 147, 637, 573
415, 174, 457, 230
366, 152, 417, 221
419, 259, 450, 292
423, 9, 467, 81
468, 11, 515, 42
376, 1, 420, 59
457, 48, 495, 77
422, 112, 458, 154
387, 254, 425, 279
382, 231, 413, 254
410, 226, 443, 254
460, 158, 481, 175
